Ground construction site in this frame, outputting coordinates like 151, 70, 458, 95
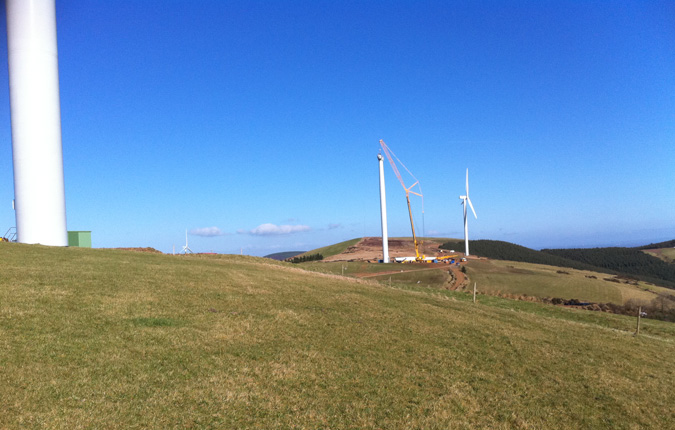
376, 139, 474, 265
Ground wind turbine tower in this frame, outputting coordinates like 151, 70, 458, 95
377, 153, 389, 263
5, 0, 68, 246
182, 230, 193, 254
459, 169, 477, 256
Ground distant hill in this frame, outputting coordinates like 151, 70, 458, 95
440, 239, 675, 289
643, 248, 675, 264
298, 238, 362, 259
439, 240, 603, 272
542, 247, 675, 289
264, 251, 305, 261
636, 239, 675, 250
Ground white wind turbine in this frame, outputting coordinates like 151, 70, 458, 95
459, 169, 477, 256
182, 229, 193, 254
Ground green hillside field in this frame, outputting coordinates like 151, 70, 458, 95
297, 237, 362, 259
464, 258, 674, 305
1, 243, 674, 429
643, 247, 675, 264
542, 247, 675, 289
441, 239, 675, 289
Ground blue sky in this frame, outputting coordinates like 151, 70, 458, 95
0, 0, 673, 256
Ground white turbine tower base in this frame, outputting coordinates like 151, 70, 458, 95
6, 0, 68, 246
377, 153, 390, 263
459, 168, 477, 256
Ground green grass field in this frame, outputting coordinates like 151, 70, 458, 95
304, 258, 675, 308
300, 261, 453, 289
644, 247, 675, 263
464, 258, 672, 306
1, 243, 674, 429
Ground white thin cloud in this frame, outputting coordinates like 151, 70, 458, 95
190, 227, 225, 237
328, 223, 342, 230
240, 223, 311, 236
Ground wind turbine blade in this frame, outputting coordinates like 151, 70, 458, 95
467, 197, 477, 219
466, 169, 469, 196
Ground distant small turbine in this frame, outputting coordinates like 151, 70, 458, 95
182, 230, 193, 254
459, 169, 477, 256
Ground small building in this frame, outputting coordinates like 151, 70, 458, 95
68, 231, 92, 248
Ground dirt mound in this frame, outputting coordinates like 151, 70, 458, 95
324, 237, 455, 262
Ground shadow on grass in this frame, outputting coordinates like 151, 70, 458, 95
130, 317, 182, 327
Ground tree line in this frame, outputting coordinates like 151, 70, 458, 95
541, 247, 675, 289
286, 253, 324, 264
439, 240, 601, 272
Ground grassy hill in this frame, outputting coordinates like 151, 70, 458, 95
298, 237, 362, 258
1, 243, 674, 429
542, 247, 675, 289
440, 239, 675, 289
300, 259, 675, 319
440, 239, 604, 271
644, 247, 675, 264
463, 259, 674, 306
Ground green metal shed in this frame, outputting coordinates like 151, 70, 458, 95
68, 231, 92, 248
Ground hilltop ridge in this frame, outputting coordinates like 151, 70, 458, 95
436, 239, 675, 289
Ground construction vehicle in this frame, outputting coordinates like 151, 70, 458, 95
2, 227, 17, 242
379, 139, 425, 262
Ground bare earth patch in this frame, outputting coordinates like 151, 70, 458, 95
323, 237, 459, 262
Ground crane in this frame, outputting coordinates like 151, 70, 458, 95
379, 139, 424, 261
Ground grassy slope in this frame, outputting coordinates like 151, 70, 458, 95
643, 248, 675, 264
307, 259, 675, 307
298, 237, 362, 259
302, 260, 453, 289
440, 239, 603, 271
543, 247, 675, 289
464, 259, 674, 305
1, 243, 674, 429
441, 239, 675, 289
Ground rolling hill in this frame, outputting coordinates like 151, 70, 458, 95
542, 247, 675, 289
1, 242, 673, 428
440, 239, 602, 271
439, 239, 675, 289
